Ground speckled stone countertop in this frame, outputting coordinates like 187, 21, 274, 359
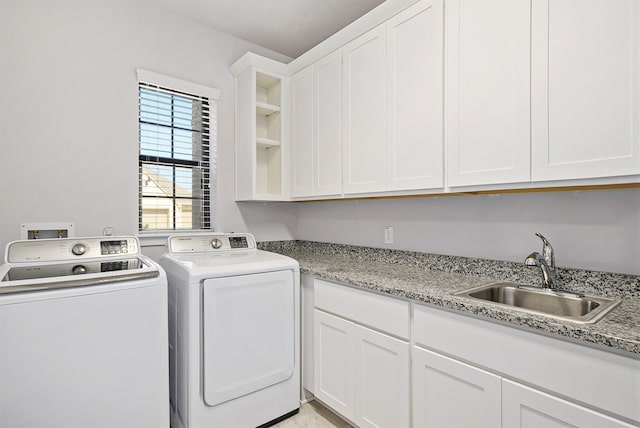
258, 241, 640, 357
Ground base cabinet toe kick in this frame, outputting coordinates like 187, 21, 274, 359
302, 276, 640, 428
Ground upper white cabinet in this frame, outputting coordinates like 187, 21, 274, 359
386, 0, 444, 191
314, 51, 343, 196
342, 25, 388, 194
232, 55, 289, 201
290, 52, 343, 199
448, 0, 640, 188
342, 0, 444, 194
238, 0, 639, 201
291, 66, 314, 197
531, 0, 640, 181
446, 0, 531, 187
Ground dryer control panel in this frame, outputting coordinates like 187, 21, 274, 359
168, 233, 256, 254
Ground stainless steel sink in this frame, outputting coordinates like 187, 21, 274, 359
455, 282, 620, 324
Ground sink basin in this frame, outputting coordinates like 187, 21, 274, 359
454, 282, 620, 324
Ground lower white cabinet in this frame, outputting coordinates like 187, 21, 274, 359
355, 324, 410, 428
412, 347, 636, 428
308, 281, 638, 428
314, 310, 356, 420
502, 379, 635, 428
413, 304, 639, 428
314, 309, 410, 428
412, 346, 501, 427
312, 279, 410, 427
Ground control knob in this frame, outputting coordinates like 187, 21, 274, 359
211, 238, 223, 249
71, 243, 87, 256
72, 265, 88, 275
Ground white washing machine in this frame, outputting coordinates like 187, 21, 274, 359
0, 236, 169, 428
158, 233, 300, 428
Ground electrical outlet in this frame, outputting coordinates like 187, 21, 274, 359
384, 227, 394, 244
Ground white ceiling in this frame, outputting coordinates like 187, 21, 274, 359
146, 0, 386, 58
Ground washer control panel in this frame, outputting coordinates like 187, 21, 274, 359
168, 233, 256, 254
6, 237, 140, 263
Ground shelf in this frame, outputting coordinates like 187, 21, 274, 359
256, 102, 280, 116
256, 138, 281, 148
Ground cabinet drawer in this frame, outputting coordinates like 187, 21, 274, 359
314, 279, 410, 339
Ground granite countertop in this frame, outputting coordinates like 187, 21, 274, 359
259, 241, 640, 357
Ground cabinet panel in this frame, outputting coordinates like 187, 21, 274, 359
291, 66, 314, 197
313, 310, 355, 421
387, 0, 444, 191
412, 346, 501, 428
355, 326, 410, 428
314, 51, 343, 196
342, 26, 387, 194
447, 0, 531, 187
314, 279, 410, 340
301, 274, 314, 394
532, 0, 640, 181
235, 68, 255, 200
503, 380, 635, 428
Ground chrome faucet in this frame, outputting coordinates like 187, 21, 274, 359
525, 233, 558, 289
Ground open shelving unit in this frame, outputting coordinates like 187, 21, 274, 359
254, 71, 283, 196
231, 53, 289, 201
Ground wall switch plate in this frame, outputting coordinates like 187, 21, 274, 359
384, 227, 393, 244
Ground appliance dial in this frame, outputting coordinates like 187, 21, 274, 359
72, 265, 88, 275
211, 238, 223, 249
71, 243, 87, 256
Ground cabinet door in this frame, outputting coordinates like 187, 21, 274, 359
313, 310, 355, 421
446, 0, 531, 187
314, 51, 343, 196
291, 66, 314, 197
531, 0, 640, 181
386, 0, 444, 191
342, 25, 387, 194
413, 346, 501, 428
503, 380, 635, 428
355, 325, 410, 428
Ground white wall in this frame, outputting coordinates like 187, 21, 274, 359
296, 189, 640, 275
1, 1, 637, 276
0, 0, 297, 253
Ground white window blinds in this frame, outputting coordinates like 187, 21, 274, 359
137, 78, 217, 231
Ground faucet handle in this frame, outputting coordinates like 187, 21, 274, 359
534, 233, 555, 270
525, 252, 540, 266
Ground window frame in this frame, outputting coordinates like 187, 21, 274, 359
136, 69, 220, 234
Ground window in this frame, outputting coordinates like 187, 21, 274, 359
137, 70, 219, 231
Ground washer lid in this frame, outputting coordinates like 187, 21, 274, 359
0, 256, 159, 295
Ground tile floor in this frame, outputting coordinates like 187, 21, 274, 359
272, 401, 353, 428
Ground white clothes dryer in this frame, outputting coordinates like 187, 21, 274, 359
158, 233, 300, 428
0, 236, 169, 428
